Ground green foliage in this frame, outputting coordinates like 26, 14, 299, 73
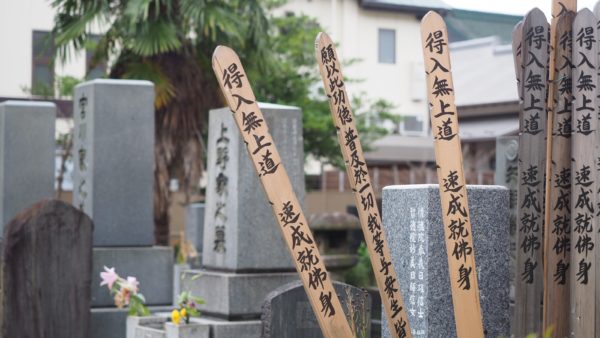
51, 0, 398, 167
57, 75, 82, 98
176, 290, 205, 324
128, 294, 150, 316
249, 13, 398, 167
344, 242, 376, 288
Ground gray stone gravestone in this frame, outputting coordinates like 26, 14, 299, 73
0, 199, 92, 338
261, 280, 371, 338
181, 103, 304, 337
73, 79, 154, 246
201, 103, 303, 271
185, 202, 205, 255
382, 185, 510, 338
0, 101, 55, 231
71, 79, 174, 338
495, 136, 518, 303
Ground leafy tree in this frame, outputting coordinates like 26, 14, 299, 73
51, 0, 270, 244
51, 0, 397, 244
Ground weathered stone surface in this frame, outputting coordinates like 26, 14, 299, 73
180, 269, 298, 318
73, 79, 155, 246
92, 246, 174, 306
382, 184, 510, 338
185, 203, 204, 253
1, 200, 92, 338
0, 101, 55, 230
261, 280, 371, 338
495, 136, 518, 301
202, 103, 303, 271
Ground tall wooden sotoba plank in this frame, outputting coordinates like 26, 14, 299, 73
513, 8, 548, 337
211, 46, 354, 338
593, 3, 600, 335
420, 11, 484, 338
544, 2, 577, 300
570, 9, 598, 338
544, 12, 575, 338
314, 32, 412, 338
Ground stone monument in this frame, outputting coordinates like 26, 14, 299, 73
180, 103, 304, 337
382, 185, 510, 338
0, 101, 55, 231
72, 79, 173, 338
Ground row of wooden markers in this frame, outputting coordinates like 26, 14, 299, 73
512, 1, 600, 337
212, 11, 483, 338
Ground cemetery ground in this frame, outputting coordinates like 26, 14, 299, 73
0, 68, 510, 337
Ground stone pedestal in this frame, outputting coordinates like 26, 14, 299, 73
181, 103, 305, 338
0, 101, 55, 230
381, 185, 510, 338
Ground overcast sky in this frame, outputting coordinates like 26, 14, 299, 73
443, 0, 599, 17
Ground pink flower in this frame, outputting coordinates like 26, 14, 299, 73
100, 266, 119, 290
123, 276, 140, 293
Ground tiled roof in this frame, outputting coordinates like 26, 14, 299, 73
445, 9, 522, 43
359, 0, 451, 14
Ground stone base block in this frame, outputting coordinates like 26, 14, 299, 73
92, 306, 172, 338
180, 269, 298, 318
193, 317, 261, 338
93, 247, 174, 306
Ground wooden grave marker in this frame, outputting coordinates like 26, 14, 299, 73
0, 199, 93, 338
593, 2, 600, 334
570, 9, 598, 337
420, 11, 484, 338
543, 11, 575, 337
211, 46, 354, 338
511, 8, 548, 337
543, 11, 575, 338
314, 32, 411, 338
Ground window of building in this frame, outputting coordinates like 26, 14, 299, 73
32, 31, 55, 96
378, 29, 396, 64
86, 35, 106, 79
400, 115, 425, 135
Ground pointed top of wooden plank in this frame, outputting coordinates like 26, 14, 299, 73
552, 0, 577, 18
524, 7, 549, 27
556, 10, 577, 31
420, 11, 445, 35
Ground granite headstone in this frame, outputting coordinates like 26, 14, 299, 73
0, 101, 55, 230
261, 280, 371, 338
1, 200, 92, 337
73, 79, 154, 246
185, 202, 205, 254
202, 103, 304, 271
382, 185, 509, 338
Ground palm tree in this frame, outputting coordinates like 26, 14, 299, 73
51, 0, 270, 244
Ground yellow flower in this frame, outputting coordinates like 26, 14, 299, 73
171, 309, 181, 325
180, 308, 187, 318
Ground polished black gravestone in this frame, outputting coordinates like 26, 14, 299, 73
261, 280, 371, 338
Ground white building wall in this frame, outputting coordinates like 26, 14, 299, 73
273, 0, 429, 135
0, 0, 91, 98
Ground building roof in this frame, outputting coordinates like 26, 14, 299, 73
359, 0, 450, 15
364, 135, 435, 164
450, 37, 519, 109
445, 9, 522, 43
